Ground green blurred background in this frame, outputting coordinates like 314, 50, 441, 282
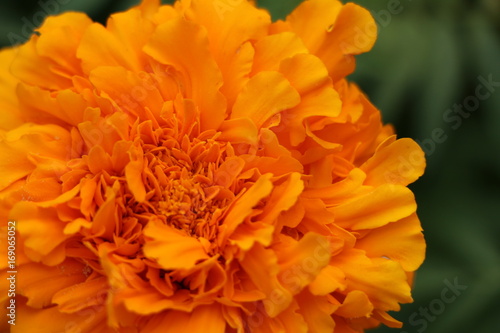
1, 0, 499, 332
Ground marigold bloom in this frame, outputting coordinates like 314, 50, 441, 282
0, 0, 426, 332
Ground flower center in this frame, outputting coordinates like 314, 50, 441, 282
128, 132, 236, 241
156, 173, 221, 238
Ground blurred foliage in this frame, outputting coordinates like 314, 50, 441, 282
1, 0, 499, 332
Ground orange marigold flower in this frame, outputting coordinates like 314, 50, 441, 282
0, 0, 426, 332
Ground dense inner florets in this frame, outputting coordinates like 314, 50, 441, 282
127, 134, 235, 241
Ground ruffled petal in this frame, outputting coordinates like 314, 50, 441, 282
219, 173, 273, 242
288, 0, 377, 81
277, 233, 332, 295
335, 290, 374, 318
16, 259, 87, 308
334, 249, 413, 313
240, 244, 293, 317
78, 9, 153, 73
9, 202, 69, 264
181, 0, 270, 107
143, 219, 208, 270
296, 290, 337, 332
53, 276, 109, 313
0, 124, 70, 191
251, 32, 308, 73
11, 12, 92, 90
231, 71, 300, 129
144, 17, 226, 131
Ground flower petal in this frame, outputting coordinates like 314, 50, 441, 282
0, 124, 70, 191
218, 117, 258, 145
260, 172, 304, 225
78, 9, 153, 73
334, 184, 416, 230
240, 244, 293, 317
143, 219, 208, 270
288, 0, 377, 81
361, 138, 426, 186
251, 32, 308, 73
89, 66, 165, 121
10, 202, 70, 264
230, 221, 274, 251
16, 259, 87, 308
308, 265, 346, 295
11, 13, 92, 90
356, 213, 426, 271
142, 305, 226, 333
335, 290, 374, 318
144, 17, 226, 131
91, 189, 118, 240
15, 299, 110, 333
181, 0, 270, 108
0, 48, 22, 130
218, 173, 273, 243
296, 290, 336, 332
277, 233, 332, 295
125, 144, 146, 203
231, 71, 300, 129
36, 12, 92, 77
334, 249, 413, 312
53, 276, 109, 313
